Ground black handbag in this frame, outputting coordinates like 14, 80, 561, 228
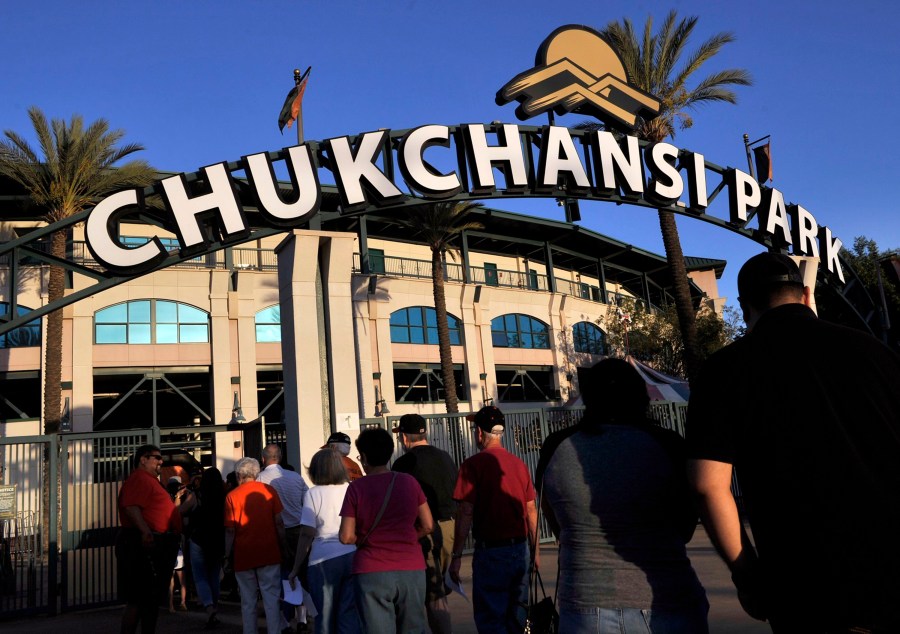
525, 566, 558, 634
524, 480, 558, 634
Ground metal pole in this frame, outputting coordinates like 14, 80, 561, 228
293, 68, 305, 145
742, 133, 756, 181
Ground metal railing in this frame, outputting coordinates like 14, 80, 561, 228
0, 435, 57, 618
351, 253, 663, 311
0, 402, 689, 619
50, 242, 280, 273
384, 401, 688, 545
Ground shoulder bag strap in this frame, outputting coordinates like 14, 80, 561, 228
357, 471, 398, 548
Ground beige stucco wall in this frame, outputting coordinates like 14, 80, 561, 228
1, 223, 723, 447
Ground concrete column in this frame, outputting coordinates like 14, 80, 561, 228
319, 233, 361, 442
209, 271, 233, 426
276, 230, 359, 471
70, 301, 94, 433
353, 278, 376, 418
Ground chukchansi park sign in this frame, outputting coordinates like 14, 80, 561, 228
82, 25, 846, 285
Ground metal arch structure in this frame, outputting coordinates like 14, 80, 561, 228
0, 124, 882, 337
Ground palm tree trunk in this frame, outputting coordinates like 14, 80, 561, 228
43, 231, 65, 434
431, 248, 459, 413
657, 209, 701, 381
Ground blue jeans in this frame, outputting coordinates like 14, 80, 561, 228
355, 569, 426, 633
309, 553, 361, 634
471, 542, 529, 634
557, 605, 709, 634
188, 540, 221, 608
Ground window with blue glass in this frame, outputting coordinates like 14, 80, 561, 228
490, 314, 550, 349
122, 236, 180, 250
95, 300, 209, 344
255, 305, 282, 343
389, 307, 462, 345
0, 303, 41, 349
572, 321, 606, 355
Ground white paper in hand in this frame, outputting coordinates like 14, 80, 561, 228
444, 569, 469, 602
282, 580, 304, 606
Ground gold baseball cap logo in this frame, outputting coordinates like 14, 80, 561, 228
497, 25, 661, 129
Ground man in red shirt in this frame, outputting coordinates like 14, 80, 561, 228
450, 406, 539, 633
225, 457, 288, 634
117, 444, 182, 634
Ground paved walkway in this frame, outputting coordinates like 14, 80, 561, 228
2, 526, 769, 633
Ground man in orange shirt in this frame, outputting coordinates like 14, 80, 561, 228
225, 457, 288, 634
117, 444, 182, 634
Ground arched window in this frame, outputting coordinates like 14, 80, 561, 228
491, 314, 550, 349
0, 302, 41, 349
390, 307, 462, 345
572, 321, 606, 355
255, 305, 282, 343
95, 300, 209, 344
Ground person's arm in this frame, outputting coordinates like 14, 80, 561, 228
274, 513, 289, 565
415, 502, 433, 539
224, 526, 236, 573
689, 458, 765, 621
339, 516, 357, 545
449, 500, 473, 584
175, 488, 195, 515
124, 505, 154, 548
288, 525, 316, 588
526, 498, 540, 570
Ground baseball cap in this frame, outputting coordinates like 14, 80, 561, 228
167, 476, 182, 485
738, 252, 804, 306
326, 432, 351, 445
392, 413, 427, 434
466, 406, 505, 434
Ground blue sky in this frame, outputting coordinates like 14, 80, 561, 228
3, 0, 899, 307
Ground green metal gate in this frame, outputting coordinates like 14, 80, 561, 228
0, 434, 57, 618
60, 429, 151, 611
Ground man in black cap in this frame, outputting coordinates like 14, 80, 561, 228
391, 414, 458, 634
688, 252, 900, 633
450, 406, 538, 633
323, 431, 363, 481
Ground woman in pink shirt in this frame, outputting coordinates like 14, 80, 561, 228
339, 428, 433, 633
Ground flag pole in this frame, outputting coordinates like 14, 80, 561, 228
742, 133, 757, 181
293, 68, 305, 145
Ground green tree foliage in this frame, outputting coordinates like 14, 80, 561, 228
599, 298, 741, 377
399, 202, 483, 413
0, 107, 155, 433
835, 236, 900, 348
595, 11, 751, 381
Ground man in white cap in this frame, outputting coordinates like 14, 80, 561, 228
324, 432, 363, 482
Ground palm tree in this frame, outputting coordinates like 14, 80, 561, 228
0, 106, 155, 433
598, 11, 751, 380
400, 201, 483, 413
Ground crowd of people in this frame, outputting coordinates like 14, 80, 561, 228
115, 252, 900, 634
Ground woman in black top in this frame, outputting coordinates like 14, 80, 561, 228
182, 467, 225, 629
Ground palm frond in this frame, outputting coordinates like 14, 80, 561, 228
671, 32, 739, 91
0, 106, 155, 223
400, 201, 484, 253
599, 11, 750, 143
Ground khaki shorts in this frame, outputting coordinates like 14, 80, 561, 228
420, 518, 455, 602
